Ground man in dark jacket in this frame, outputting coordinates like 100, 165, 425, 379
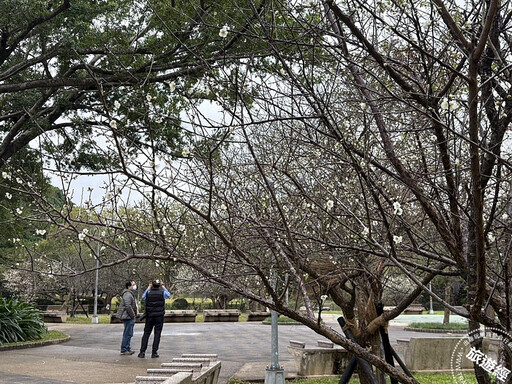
117, 280, 138, 355
138, 279, 171, 358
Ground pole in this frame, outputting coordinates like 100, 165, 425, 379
265, 270, 285, 384
270, 310, 279, 368
92, 234, 100, 324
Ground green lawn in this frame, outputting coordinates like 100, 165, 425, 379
0, 330, 68, 348
66, 314, 111, 324
229, 372, 478, 384
262, 315, 301, 324
408, 322, 468, 330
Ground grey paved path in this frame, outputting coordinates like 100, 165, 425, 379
0, 314, 464, 384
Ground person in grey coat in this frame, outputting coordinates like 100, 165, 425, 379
117, 280, 138, 355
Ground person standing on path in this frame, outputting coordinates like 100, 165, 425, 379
138, 279, 171, 358
117, 280, 138, 355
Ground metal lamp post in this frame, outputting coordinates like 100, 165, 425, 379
264, 310, 285, 384
265, 271, 285, 384
92, 234, 100, 324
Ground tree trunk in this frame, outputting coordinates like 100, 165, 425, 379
443, 279, 451, 326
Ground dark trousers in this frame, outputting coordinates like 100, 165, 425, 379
140, 316, 164, 354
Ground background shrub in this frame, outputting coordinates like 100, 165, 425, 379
171, 298, 189, 310
0, 297, 46, 345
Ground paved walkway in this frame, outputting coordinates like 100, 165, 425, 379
0, 314, 465, 384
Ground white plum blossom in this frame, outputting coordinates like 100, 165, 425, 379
182, 147, 190, 157
16, 177, 22, 184
169, 81, 176, 92
101, 231, 106, 237
110, 120, 117, 128
488, 233, 496, 242
219, 25, 229, 38
100, 246, 106, 252
16, 208, 23, 215
441, 98, 449, 110
114, 100, 121, 109
35, 229, 46, 236
82, 228, 89, 235
2, 171, 11, 180
320, 294, 328, 302
146, 94, 153, 102
78, 233, 86, 241
393, 201, 403, 215
326, 199, 334, 211
5, 192, 12, 200
393, 235, 403, 244
362, 226, 370, 236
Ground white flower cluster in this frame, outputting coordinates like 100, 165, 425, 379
219, 25, 229, 38
393, 235, 403, 244
35, 229, 46, 236
393, 201, 403, 215
2, 171, 11, 180
78, 228, 89, 241
441, 97, 457, 110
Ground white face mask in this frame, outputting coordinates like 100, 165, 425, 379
132, 284, 137, 291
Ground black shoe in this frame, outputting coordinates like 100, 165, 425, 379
138, 352, 145, 358
151, 353, 159, 358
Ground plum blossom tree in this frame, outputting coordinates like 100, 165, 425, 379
2, 0, 512, 383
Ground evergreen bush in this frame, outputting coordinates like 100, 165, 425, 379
0, 297, 46, 345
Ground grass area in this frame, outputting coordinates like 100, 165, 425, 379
262, 315, 301, 324
408, 322, 468, 330
65, 314, 111, 324
0, 330, 68, 348
229, 372, 478, 384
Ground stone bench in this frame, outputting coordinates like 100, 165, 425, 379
43, 311, 67, 323
246, 311, 269, 321
164, 310, 197, 323
403, 304, 425, 314
43, 305, 68, 323
287, 340, 349, 376
135, 355, 221, 384
203, 310, 240, 322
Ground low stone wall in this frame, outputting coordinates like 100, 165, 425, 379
165, 310, 197, 323
43, 311, 67, 323
287, 340, 350, 376
135, 354, 221, 384
396, 337, 490, 371
203, 310, 240, 322
246, 311, 269, 321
